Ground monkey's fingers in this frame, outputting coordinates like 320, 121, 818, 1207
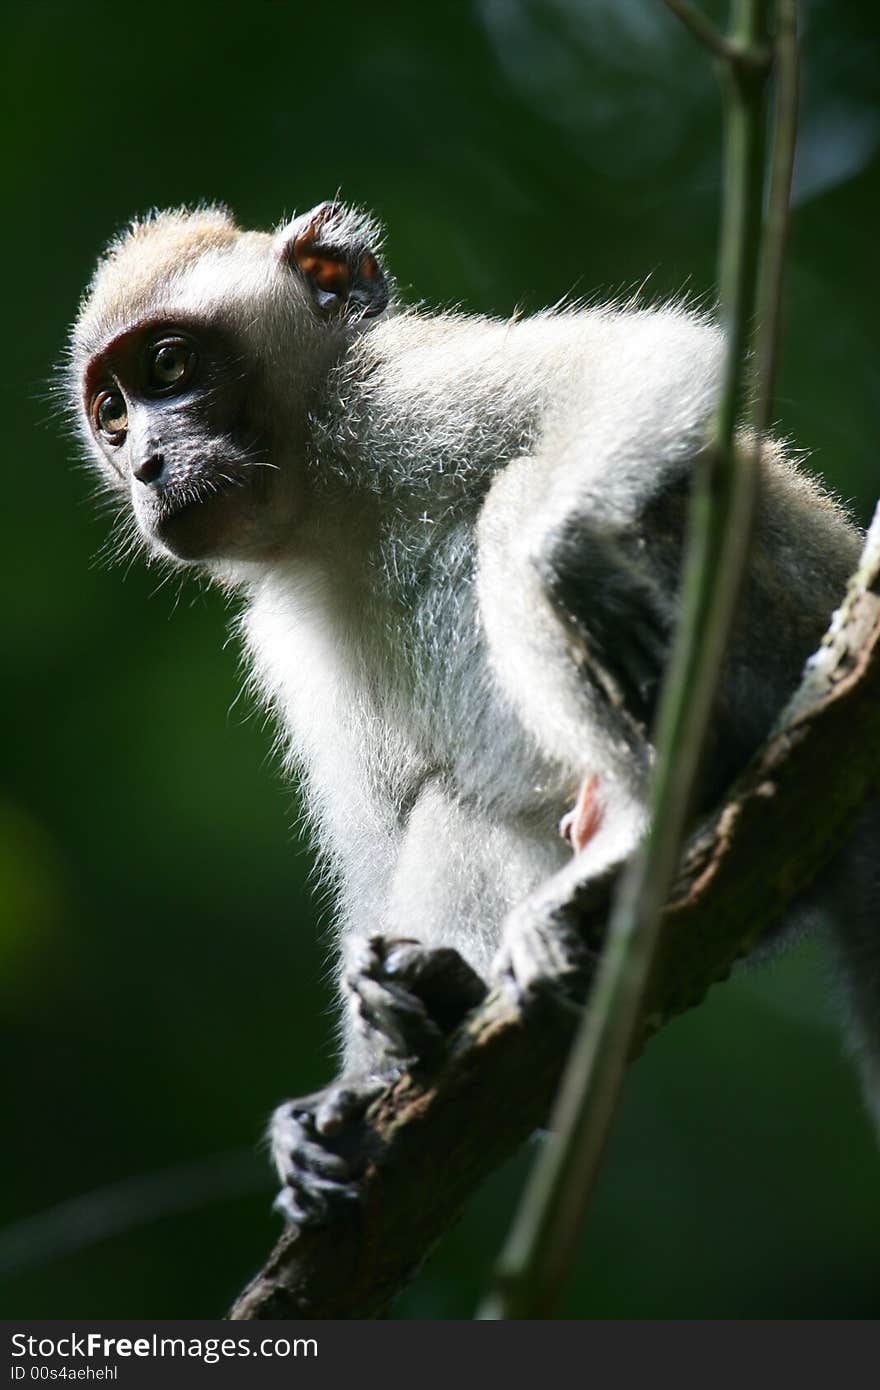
345, 935, 488, 1067
312, 1080, 385, 1136
492, 860, 600, 1008
270, 1078, 385, 1229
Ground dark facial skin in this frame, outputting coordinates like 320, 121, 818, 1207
84, 317, 271, 561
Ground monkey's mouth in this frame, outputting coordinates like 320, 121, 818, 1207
157, 470, 244, 519
147, 466, 265, 561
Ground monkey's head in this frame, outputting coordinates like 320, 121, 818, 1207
70, 201, 390, 566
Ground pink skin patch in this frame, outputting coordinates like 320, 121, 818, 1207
559, 773, 602, 853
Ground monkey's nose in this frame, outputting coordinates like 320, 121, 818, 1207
133, 453, 165, 486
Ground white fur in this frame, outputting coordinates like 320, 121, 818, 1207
234, 306, 716, 1058
71, 208, 868, 1082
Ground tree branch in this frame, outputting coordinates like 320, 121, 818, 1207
228, 505, 880, 1319
663, 0, 772, 69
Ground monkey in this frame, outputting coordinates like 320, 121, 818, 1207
69, 199, 879, 1225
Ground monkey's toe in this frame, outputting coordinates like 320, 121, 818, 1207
346, 935, 488, 1066
493, 860, 600, 1008
496, 912, 590, 1004
270, 1078, 385, 1228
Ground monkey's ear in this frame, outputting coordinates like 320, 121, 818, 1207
276, 202, 389, 320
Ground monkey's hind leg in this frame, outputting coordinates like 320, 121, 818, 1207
271, 936, 487, 1226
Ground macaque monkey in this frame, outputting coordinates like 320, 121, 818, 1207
69, 200, 878, 1223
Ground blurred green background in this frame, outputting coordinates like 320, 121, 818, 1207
2, 0, 878, 1319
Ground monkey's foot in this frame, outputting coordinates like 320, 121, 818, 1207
492, 856, 604, 1006
559, 773, 602, 853
346, 935, 489, 1067
272, 940, 488, 1227
270, 1077, 387, 1227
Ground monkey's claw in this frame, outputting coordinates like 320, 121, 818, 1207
346, 935, 488, 1066
270, 1078, 385, 1228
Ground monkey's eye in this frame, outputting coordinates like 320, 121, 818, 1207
146, 336, 197, 394
91, 389, 128, 444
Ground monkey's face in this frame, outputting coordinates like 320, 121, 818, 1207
72, 202, 389, 567
80, 314, 283, 563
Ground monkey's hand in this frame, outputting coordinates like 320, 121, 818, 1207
493, 856, 608, 1008
270, 1077, 385, 1227
345, 935, 488, 1068
272, 936, 487, 1226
